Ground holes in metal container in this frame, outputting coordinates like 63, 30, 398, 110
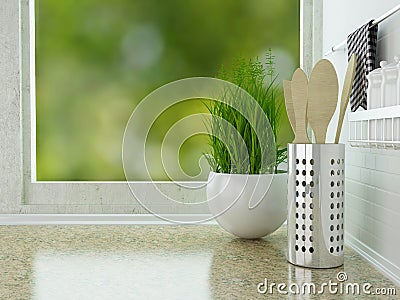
295, 245, 299, 251
341, 234, 343, 240
310, 181, 314, 187
330, 225, 334, 231
337, 181, 341, 187
337, 170, 340, 176
302, 235, 306, 241
310, 170, 314, 176
302, 192, 306, 198
310, 214, 314, 220
309, 247, 314, 253
331, 159, 335, 165
296, 234, 299, 240
330, 170, 335, 176
330, 247, 334, 253
296, 223, 299, 229
302, 159, 306, 165
302, 170, 306, 176
337, 203, 340, 209
342, 170, 344, 175
296, 180, 299, 186
302, 224, 306, 230
296, 213, 299, 218
302, 246, 306, 252
296, 159, 299, 164
309, 225, 314, 231
337, 235, 340, 241
310, 192, 314, 198
341, 213, 344, 218
296, 191, 299, 197
341, 245, 344, 251
342, 180, 344, 186
302, 181, 306, 187
330, 236, 334, 242
337, 192, 340, 198
296, 169, 299, 175
330, 203, 334, 209
342, 159, 344, 164
337, 213, 340, 219
341, 224, 344, 229
337, 224, 340, 230
336, 246, 340, 252
331, 181, 335, 187
296, 202, 299, 208
310, 203, 314, 209
309, 236, 313, 242
330, 192, 334, 199
341, 200, 344, 206
337, 159, 340, 165
302, 213, 306, 219
302, 202, 306, 209
330, 214, 334, 220
310, 159, 314, 165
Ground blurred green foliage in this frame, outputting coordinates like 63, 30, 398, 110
35, 0, 298, 180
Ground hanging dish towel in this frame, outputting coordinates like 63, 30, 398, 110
347, 20, 378, 111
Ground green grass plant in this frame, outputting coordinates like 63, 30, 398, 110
205, 49, 287, 174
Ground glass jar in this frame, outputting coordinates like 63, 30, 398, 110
381, 59, 399, 107
367, 66, 382, 109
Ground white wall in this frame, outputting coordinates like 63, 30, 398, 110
323, 0, 400, 285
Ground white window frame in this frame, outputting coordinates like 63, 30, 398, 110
0, 0, 321, 217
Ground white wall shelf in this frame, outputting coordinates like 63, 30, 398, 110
349, 105, 400, 148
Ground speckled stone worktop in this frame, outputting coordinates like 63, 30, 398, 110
0, 224, 398, 299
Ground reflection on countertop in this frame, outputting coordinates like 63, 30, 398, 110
0, 224, 397, 299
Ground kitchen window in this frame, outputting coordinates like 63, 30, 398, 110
0, 0, 320, 216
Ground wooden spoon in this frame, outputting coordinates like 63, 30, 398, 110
335, 54, 357, 143
291, 69, 310, 143
283, 80, 296, 133
308, 59, 339, 144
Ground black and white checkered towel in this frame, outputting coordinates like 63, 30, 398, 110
347, 20, 378, 111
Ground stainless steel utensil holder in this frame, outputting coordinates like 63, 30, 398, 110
287, 143, 345, 268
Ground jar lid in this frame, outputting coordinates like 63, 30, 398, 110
380, 56, 400, 69
369, 67, 382, 75
380, 60, 394, 68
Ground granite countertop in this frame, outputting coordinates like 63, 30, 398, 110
0, 224, 398, 299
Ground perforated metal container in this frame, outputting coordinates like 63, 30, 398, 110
287, 143, 345, 268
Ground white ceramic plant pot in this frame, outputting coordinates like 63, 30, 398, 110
207, 171, 287, 239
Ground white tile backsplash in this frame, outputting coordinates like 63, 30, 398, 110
370, 189, 400, 215
346, 193, 400, 231
346, 150, 365, 168
375, 153, 400, 174
364, 154, 377, 169
370, 170, 400, 194
346, 165, 361, 181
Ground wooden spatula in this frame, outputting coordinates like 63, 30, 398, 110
308, 59, 339, 144
335, 54, 357, 143
283, 80, 296, 133
291, 69, 310, 144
